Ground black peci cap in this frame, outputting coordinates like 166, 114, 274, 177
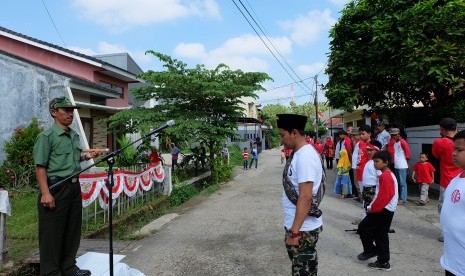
439, 118, 457, 130
276, 114, 307, 131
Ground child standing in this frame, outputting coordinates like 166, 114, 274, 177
334, 149, 352, 199
412, 153, 435, 205
440, 130, 465, 276
357, 151, 398, 271
249, 143, 258, 169
361, 140, 382, 213
242, 147, 249, 170
280, 149, 285, 164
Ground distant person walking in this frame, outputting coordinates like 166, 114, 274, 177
323, 136, 335, 170
171, 143, 180, 172
242, 147, 249, 170
249, 143, 259, 169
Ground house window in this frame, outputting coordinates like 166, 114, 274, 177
100, 81, 124, 95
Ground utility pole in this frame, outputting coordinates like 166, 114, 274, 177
314, 75, 319, 139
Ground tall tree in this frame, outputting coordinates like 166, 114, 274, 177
325, 0, 465, 111
109, 51, 272, 162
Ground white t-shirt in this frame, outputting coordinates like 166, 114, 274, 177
335, 140, 343, 160
376, 130, 390, 149
282, 144, 323, 231
440, 174, 465, 275
352, 141, 360, 169
362, 160, 380, 188
393, 141, 408, 169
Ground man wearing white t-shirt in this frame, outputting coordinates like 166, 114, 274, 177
278, 114, 323, 276
390, 128, 411, 205
376, 122, 391, 150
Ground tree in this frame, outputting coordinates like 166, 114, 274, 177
109, 51, 271, 165
325, 0, 465, 111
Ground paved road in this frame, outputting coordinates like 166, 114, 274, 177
121, 148, 444, 275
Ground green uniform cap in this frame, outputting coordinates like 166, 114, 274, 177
49, 97, 80, 109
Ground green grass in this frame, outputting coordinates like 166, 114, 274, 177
7, 188, 39, 260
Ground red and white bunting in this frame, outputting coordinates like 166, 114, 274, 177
79, 164, 163, 208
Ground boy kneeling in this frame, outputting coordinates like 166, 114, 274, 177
357, 151, 398, 271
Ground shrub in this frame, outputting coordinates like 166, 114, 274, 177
0, 118, 42, 188
170, 184, 199, 207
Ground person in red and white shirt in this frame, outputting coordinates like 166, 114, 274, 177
389, 128, 411, 205
440, 130, 465, 276
357, 151, 398, 271
411, 153, 435, 205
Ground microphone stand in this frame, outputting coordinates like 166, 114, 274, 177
48, 121, 174, 276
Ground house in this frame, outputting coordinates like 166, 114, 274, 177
0, 26, 143, 162
229, 97, 269, 151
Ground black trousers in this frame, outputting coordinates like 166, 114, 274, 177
349, 168, 358, 196
38, 182, 83, 275
358, 208, 394, 263
325, 156, 333, 169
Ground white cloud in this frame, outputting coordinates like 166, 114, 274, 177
279, 9, 336, 46
328, 0, 352, 7
173, 34, 292, 72
72, 0, 220, 31
297, 62, 326, 76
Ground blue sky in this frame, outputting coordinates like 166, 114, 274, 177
1, 0, 349, 106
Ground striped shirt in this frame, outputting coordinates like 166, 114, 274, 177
242, 152, 249, 160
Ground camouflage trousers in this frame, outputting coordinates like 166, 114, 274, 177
285, 226, 322, 276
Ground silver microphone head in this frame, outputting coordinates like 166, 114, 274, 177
167, 119, 175, 126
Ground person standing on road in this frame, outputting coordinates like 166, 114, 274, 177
390, 128, 411, 205
323, 137, 334, 170
350, 129, 362, 202
357, 151, 398, 271
249, 143, 259, 169
432, 118, 461, 242
277, 114, 324, 276
411, 153, 435, 206
440, 129, 465, 276
33, 97, 100, 276
171, 143, 180, 172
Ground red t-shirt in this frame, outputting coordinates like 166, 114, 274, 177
356, 140, 370, 181
370, 170, 396, 213
413, 161, 436, 184
432, 137, 462, 188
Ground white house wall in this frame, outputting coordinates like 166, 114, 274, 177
0, 52, 86, 162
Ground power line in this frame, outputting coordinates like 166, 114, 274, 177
236, 0, 313, 94
265, 77, 313, 92
41, 0, 67, 47
230, 0, 310, 95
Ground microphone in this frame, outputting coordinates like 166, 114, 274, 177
145, 120, 175, 136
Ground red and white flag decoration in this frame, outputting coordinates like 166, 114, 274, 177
79, 164, 164, 209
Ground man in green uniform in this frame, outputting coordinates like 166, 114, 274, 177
33, 97, 100, 276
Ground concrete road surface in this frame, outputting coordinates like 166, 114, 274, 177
121, 148, 444, 275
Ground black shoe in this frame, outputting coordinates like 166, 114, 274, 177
368, 260, 391, 271
357, 251, 377, 261
345, 194, 354, 198
74, 269, 91, 276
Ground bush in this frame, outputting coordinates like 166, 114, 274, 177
210, 157, 232, 184
0, 118, 42, 188
170, 184, 199, 207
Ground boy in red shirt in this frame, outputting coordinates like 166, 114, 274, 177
412, 153, 435, 205
357, 151, 398, 271
242, 147, 249, 170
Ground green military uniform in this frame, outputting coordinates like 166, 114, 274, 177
33, 123, 83, 275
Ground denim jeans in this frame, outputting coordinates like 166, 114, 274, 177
243, 160, 248, 170
395, 168, 408, 202
249, 158, 258, 169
